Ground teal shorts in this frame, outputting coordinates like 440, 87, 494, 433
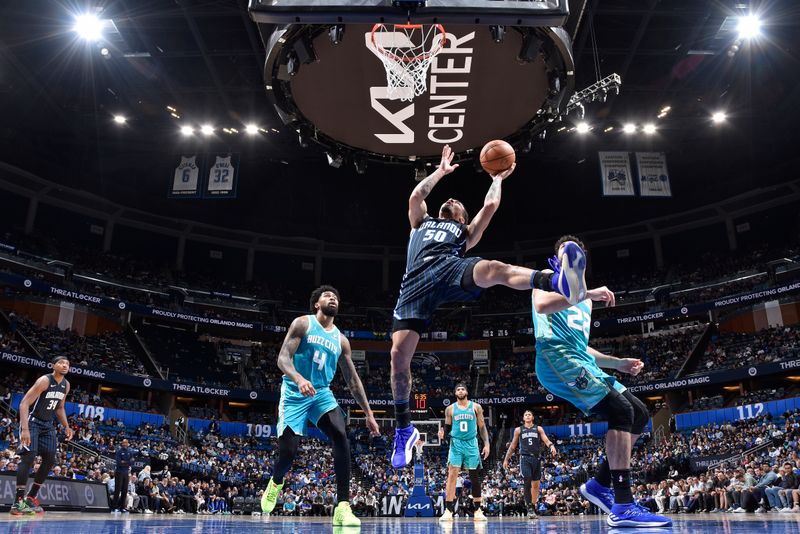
448, 438, 482, 469
535, 347, 626, 416
276, 383, 340, 437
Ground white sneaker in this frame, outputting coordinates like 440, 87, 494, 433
439, 509, 454, 522
144, 509, 154, 514
780, 507, 794, 513
473, 509, 487, 522
733, 507, 747, 513
755, 507, 765, 513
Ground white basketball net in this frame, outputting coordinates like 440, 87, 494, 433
371, 23, 447, 102
414, 439, 425, 459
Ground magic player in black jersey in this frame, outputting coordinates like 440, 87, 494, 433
502, 410, 557, 519
390, 144, 589, 467
10, 356, 73, 515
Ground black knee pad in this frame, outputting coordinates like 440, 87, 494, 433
469, 469, 483, 498
17, 452, 35, 470
622, 390, 649, 435
591, 388, 633, 433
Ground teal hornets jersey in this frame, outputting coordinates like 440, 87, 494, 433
282, 315, 342, 394
532, 292, 592, 355
451, 401, 478, 441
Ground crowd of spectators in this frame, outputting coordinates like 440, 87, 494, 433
686, 395, 725, 412
696, 325, 800, 374
14, 316, 149, 376
2, 392, 800, 517
2, 228, 797, 341
735, 388, 790, 407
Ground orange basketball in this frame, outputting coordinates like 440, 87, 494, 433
479, 140, 516, 174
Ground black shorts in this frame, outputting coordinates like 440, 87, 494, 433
520, 456, 541, 481
392, 255, 482, 334
22, 419, 58, 457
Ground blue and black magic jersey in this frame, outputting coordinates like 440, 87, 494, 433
393, 217, 480, 323
404, 217, 468, 271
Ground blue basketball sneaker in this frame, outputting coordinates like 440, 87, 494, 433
607, 503, 672, 528
580, 479, 615, 514
548, 241, 587, 304
391, 425, 420, 468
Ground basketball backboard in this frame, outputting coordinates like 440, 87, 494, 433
249, 0, 581, 172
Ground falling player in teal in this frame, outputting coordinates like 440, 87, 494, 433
437, 383, 490, 522
533, 236, 671, 528
260, 285, 379, 527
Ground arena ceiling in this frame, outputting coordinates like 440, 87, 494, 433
0, 0, 798, 246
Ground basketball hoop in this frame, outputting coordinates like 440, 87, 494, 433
371, 23, 447, 101
414, 439, 425, 460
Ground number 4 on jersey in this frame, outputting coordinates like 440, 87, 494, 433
313, 350, 327, 371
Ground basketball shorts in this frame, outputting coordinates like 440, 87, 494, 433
520, 456, 542, 481
22, 418, 58, 457
392, 255, 482, 332
535, 347, 626, 416
448, 438, 482, 470
276, 383, 340, 437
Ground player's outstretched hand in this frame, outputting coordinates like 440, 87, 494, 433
482, 443, 490, 460
502, 459, 509, 471
297, 378, 316, 397
64, 427, 74, 441
366, 414, 380, 437
437, 428, 445, 441
618, 358, 644, 376
489, 163, 516, 181
586, 286, 615, 307
438, 144, 459, 175
20, 429, 31, 448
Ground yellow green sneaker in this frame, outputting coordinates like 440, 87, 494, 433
260, 479, 283, 514
9, 499, 35, 516
332, 501, 360, 527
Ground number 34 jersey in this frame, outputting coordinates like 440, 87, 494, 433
282, 314, 342, 395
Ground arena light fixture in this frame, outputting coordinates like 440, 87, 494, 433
200, 124, 214, 136
737, 15, 762, 40
245, 123, 259, 135
623, 123, 637, 134
112, 115, 126, 124
180, 125, 194, 136
643, 123, 657, 135
576, 122, 590, 134
100, 47, 110, 58
73, 14, 103, 42
712, 111, 727, 124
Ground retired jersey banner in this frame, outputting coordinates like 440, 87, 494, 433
599, 152, 635, 196
636, 152, 671, 197
203, 153, 239, 199
170, 155, 201, 198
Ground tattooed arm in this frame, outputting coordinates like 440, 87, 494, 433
465, 164, 516, 250
409, 144, 459, 228
338, 335, 380, 435
276, 316, 316, 396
